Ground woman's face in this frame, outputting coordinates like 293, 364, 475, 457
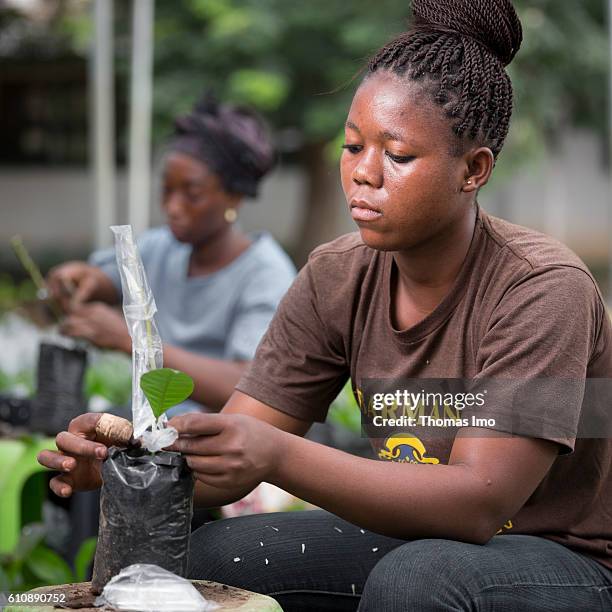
340, 71, 473, 252
162, 152, 238, 245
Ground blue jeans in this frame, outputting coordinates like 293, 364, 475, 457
188, 510, 612, 611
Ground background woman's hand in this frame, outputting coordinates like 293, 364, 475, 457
47, 262, 119, 310
60, 303, 131, 353
166, 413, 286, 491
37, 413, 115, 497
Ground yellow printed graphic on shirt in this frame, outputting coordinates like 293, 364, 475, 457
378, 433, 440, 464
496, 519, 514, 534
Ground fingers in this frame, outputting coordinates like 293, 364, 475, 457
49, 475, 75, 498
72, 275, 97, 306
37, 449, 75, 472
59, 315, 85, 338
183, 455, 226, 475
56, 431, 108, 460
168, 413, 226, 436
166, 434, 227, 456
68, 412, 103, 439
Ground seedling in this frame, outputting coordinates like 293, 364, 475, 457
139, 368, 194, 420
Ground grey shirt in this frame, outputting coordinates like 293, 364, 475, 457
90, 226, 296, 412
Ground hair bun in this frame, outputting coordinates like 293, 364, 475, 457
411, 0, 522, 67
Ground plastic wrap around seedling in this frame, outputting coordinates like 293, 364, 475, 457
94, 564, 218, 611
111, 225, 176, 449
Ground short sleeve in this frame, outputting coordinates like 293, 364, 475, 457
236, 260, 350, 422
224, 263, 295, 361
469, 265, 603, 452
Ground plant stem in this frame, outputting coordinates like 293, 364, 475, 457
10, 235, 64, 322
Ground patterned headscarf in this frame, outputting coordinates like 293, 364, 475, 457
169, 93, 276, 198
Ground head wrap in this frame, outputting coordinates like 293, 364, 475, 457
169, 93, 276, 198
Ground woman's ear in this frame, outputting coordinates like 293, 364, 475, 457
462, 147, 495, 193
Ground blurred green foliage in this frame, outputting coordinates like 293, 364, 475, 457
148, 0, 608, 179
0, 524, 96, 591
328, 381, 362, 434
84, 353, 132, 406
0, 275, 37, 317
9, 0, 610, 175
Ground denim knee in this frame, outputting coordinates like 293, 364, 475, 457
188, 519, 256, 588
359, 538, 478, 612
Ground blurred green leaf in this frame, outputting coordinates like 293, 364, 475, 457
228, 69, 289, 110
74, 537, 97, 583
140, 368, 195, 420
0, 565, 9, 591
25, 546, 73, 585
12, 524, 46, 564
84, 354, 132, 406
328, 381, 362, 434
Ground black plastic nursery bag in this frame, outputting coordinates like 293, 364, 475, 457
91, 447, 194, 593
30, 342, 87, 435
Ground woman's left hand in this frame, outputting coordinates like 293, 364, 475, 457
166, 413, 286, 490
60, 303, 131, 353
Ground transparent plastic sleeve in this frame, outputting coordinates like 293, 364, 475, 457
95, 564, 218, 611
111, 225, 177, 448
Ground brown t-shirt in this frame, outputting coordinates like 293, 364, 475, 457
237, 206, 612, 570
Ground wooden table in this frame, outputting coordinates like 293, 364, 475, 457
4, 581, 283, 611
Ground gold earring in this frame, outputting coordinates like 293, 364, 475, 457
224, 208, 237, 223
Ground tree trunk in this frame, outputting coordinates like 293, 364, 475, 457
295, 141, 344, 267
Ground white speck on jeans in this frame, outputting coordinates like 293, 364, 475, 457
233, 557, 241, 562
270, 526, 279, 532
265, 558, 269, 565
260, 541, 264, 547
351, 584, 356, 595
301, 543, 305, 554
372, 547, 378, 552
334, 527, 343, 533
360, 529, 365, 534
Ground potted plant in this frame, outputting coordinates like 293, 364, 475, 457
91, 368, 194, 594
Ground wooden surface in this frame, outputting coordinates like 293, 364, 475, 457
4, 580, 283, 611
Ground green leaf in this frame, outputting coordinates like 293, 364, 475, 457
13, 524, 46, 563
73, 537, 97, 583
140, 368, 195, 420
228, 69, 289, 111
25, 546, 74, 585
0, 565, 9, 591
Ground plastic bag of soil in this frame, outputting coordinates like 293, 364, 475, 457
29, 342, 87, 435
91, 447, 194, 594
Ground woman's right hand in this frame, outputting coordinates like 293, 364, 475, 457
37, 413, 116, 497
47, 262, 116, 311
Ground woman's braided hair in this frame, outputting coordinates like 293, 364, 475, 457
368, 0, 523, 159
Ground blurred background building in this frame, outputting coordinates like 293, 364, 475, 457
0, 0, 610, 290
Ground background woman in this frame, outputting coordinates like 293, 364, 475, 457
47, 95, 295, 413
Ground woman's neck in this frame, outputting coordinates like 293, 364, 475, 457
188, 228, 252, 277
392, 205, 477, 316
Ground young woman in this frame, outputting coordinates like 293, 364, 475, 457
47, 95, 295, 412
39, 1, 612, 610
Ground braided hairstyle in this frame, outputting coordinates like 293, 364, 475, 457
368, 0, 523, 159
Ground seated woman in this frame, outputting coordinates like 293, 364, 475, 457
40, 1, 612, 610
48, 95, 296, 414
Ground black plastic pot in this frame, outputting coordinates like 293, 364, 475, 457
0, 394, 31, 427
30, 342, 87, 435
91, 447, 195, 594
